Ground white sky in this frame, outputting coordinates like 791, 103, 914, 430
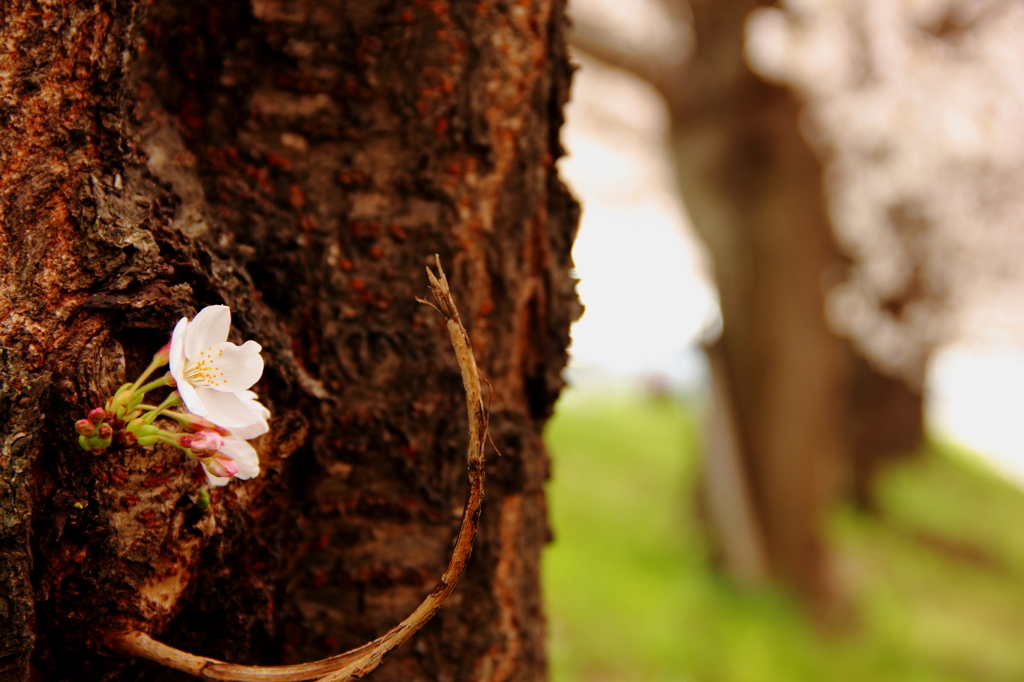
927, 343, 1024, 484
558, 53, 718, 386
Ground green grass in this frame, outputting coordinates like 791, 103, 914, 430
543, 389, 1024, 682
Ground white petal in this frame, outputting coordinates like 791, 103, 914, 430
238, 390, 271, 420
219, 438, 260, 479
169, 317, 189, 381
177, 378, 208, 417
185, 305, 231, 360
198, 388, 266, 429
228, 391, 271, 439
230, 416, 269, 440
201, 341, 264, 392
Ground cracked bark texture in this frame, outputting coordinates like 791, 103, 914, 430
0, 2, 579, 681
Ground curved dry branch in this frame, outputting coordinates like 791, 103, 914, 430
107, 256, 487, 682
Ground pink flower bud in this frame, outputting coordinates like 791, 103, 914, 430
194, 431, 226, 451
180, 431, 225, 453
202, 455, 240, 478
97, 424, 113, 439
154, 341, 171, 364
75, 419, 96, 436
88, 408, 106, 424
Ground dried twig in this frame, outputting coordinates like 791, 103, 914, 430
108, 256, 488, 681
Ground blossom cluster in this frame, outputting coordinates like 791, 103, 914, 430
75, 306, 269, 487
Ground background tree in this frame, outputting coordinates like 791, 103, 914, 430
0, 1, 579, 680
570, 0, 924, 615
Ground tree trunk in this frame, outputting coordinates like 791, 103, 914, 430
677, 0, 923, 612
673, 0, 848, 613
569, 0, 925, 615
846, 354, 923, 511
0, 2, 579, 681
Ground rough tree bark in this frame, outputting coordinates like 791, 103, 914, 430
0, 2, 579, 681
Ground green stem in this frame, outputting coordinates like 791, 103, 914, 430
123, 376, 172, 415
135, 375, 171, 396
141, 392, 182, 425
151, 409, 198, 428
152, 432, 198, 459
131, 355, 170, 393
155, 433, 185, 448
151, 408, 186, 421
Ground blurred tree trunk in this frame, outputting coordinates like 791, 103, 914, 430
572, 0, 923, 614
676, 4, 923, 605
847, 355, 923, 511
675, 0, 846, 612
0, 2, 579, 681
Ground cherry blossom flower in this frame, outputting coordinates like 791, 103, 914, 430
200, 436, 261, 487
169, 305, 268, 432
75, 304, 270, 492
